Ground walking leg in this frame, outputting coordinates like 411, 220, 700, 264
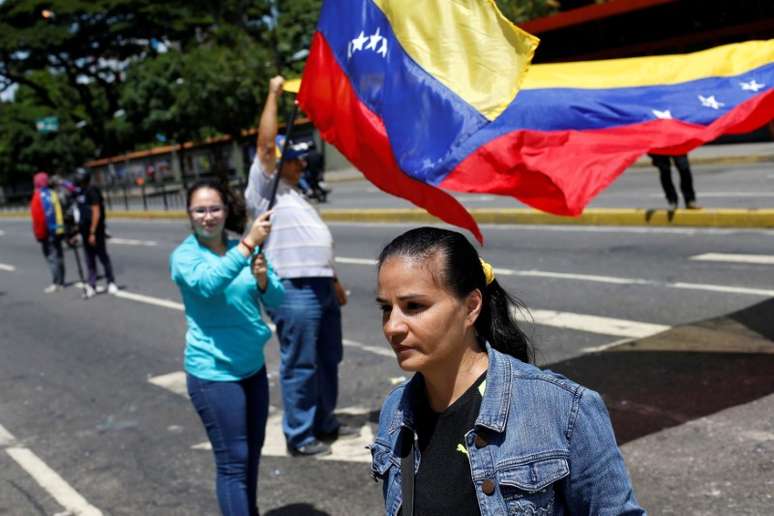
673, 155, 697, 206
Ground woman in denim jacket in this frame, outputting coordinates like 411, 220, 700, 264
372, 227, 645, 516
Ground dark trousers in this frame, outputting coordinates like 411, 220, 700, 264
81, 231, 114, 287
651, 154, 696, 205
267, 277, 343, 448
187, 368, 269, 516
40, 234, 65, 286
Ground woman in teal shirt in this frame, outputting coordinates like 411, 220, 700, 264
170, 179, 282, 516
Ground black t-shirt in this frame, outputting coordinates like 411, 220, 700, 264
77, 185, 106, 234
402, 372, 487, 516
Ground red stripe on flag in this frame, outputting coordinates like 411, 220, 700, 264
442, 89, 774, 216
297, 32, 484, 243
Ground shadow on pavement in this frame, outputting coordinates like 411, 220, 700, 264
548, 298, 774, 445
265, 503, 331, 516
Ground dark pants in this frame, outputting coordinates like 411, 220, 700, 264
187, 368, 269, 516
81, 231, 114, 287
40, 234, 65, 286
650, 154, 696, 205
267, 277, 343, 448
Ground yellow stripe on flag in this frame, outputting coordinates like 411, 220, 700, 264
283, 78, 301, 93
523, 40, 774, 90
372, 0, 538, 121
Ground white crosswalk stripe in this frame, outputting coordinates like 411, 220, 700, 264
148, 373, 374, 463
0, 262, 16, 271
690, 252, 774, 265
524, 310, 669, 339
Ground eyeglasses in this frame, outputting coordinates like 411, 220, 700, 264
189, 205, 225, 217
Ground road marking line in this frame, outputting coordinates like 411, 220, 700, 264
336, 256, 774, 297
112, 288, 393, 358
148, 371, 188, 397
343, 338, 393, 357
498, 268, 642, 285
690, 253, 774, 265
190, 408, 373, 463
147, 372, 376, 463
335, 257, 378, 266
581, 338, 634, 353
671, 282, 774, 297
112, 290, 184, 311
0, 423, 15, 446
109, 237, 157, 246
0, 424, 102, 515
523, 310, 669, 339
0, 263, 15, 271
0, 229, 5, 236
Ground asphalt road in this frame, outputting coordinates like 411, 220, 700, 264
1, 218, 773, 515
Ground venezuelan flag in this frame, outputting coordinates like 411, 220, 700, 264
442, 40, 774, 217
299, 0, 537, 242
298, 0, 774, 241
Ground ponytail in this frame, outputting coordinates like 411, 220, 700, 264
476, 280, 532, 363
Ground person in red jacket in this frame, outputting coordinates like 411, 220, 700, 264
30, 171, 66, 293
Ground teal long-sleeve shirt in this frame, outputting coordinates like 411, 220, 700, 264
170, 234, 284, 381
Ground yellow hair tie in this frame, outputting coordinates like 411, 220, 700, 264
479, 258, 495, 286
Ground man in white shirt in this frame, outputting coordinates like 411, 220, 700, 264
245, 76, 354, 457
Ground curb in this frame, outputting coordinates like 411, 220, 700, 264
319, 208, 774, 228
3, 208, 774, 228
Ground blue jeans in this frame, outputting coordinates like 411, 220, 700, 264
187, 368, 269, 516
267, 277, 343, 448
40, 234, 65, 286
81, 230, 115, 288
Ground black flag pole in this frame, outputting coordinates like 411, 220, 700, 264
267, 100, 300, 210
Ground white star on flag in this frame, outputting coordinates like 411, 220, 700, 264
366, 28, 383, 51
352, 31, 368, 52
698, 95, 724, 110
740, 80, 765, 92
652, 109, 672, 119
377, 38, 388, 58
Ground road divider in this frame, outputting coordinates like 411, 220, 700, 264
6, 207, 774, 229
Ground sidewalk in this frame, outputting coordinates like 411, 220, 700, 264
322, 141, 774, 182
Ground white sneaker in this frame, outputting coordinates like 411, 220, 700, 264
95, 285, 107, 294
83, 285, 96, 299
44, 284, 58, 294
108, 282, 119, 295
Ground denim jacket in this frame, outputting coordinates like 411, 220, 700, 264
370, 344, 645, 515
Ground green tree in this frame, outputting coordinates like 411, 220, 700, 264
497, 0, 560, 23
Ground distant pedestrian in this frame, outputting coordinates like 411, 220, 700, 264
372, 227, 645, 516
29, 171, 66, 293
649, 153, 701, 210
74, 168, 118, 298
170, 179, 280, 516
245, 76, 355, 457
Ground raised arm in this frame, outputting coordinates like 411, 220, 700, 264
256, 76, 285, 175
